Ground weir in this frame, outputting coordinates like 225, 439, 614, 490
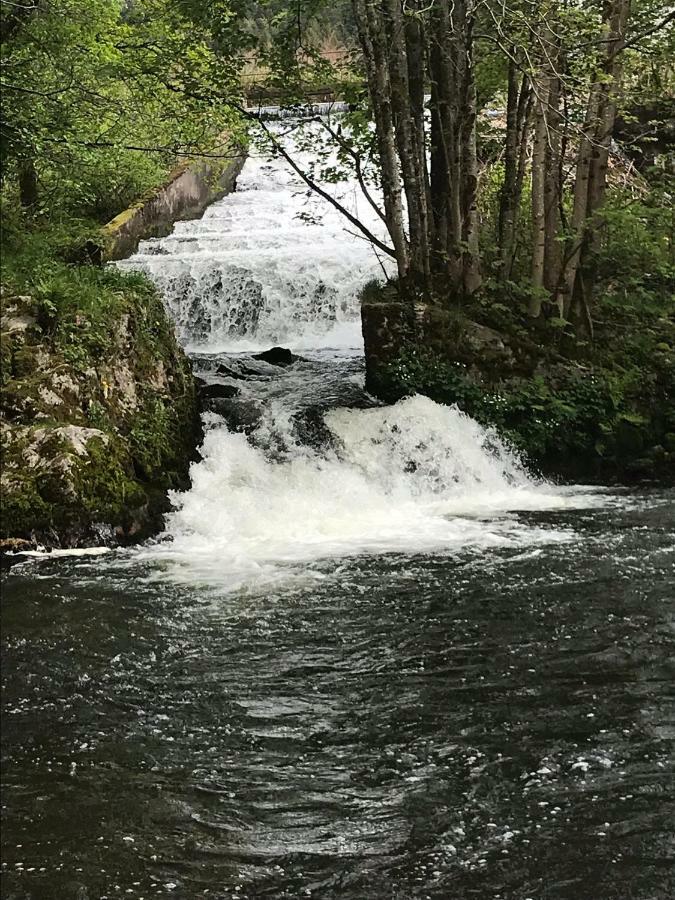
120, 126, 601, 591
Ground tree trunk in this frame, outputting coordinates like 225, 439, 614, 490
18, 157, 38, 209
543, 71, 562, 299
384, 0, 430, 285
561, 0, 632, 330
352, 0, 481, 299
530, 75, 549, 315
459, 5, 482, 296
498, 61, 530, 278
353, 0, 409, 281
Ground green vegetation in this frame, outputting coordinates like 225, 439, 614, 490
0, 0, 242, 544
1, 0, 241, 219
1, 236, 199, 542
372, 188, 674, 480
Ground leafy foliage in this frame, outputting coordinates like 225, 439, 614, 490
0, 0, 242, 221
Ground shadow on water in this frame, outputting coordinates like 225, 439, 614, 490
2, 494, 674, 899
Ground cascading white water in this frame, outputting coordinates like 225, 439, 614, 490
139, 394, 602, 590
119, 122, 393, 352
122, 121, 603, 590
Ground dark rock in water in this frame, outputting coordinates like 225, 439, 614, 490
200, 382, 240, 400
209, 397, 263, 434
215, 363, 248, 379
293, 407, 339, 453
253, 346, 298, 367
0, 538, 35, 569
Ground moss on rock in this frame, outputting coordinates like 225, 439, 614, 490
0, 269, 200, 547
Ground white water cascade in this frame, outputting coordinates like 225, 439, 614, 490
121, 123, 602, 590
119, 124, 393, 353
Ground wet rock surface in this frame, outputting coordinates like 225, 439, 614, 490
253, 345, 299, 367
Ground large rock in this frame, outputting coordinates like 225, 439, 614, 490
199, 381, 240, 401
361, 296, 520, 398
0, 288, 200, 547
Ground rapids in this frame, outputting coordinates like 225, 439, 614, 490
117, 123, 393, 352
2, 121, 674, 900
119, 124, 606, 591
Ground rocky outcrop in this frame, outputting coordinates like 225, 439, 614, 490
1, 288, 200, 547
361, 289, 675, 482
361, 296, 522, 399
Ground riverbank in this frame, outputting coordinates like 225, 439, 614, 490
0, 130, 246, 549
1, 244, 200, 548
362, 282, 675, 483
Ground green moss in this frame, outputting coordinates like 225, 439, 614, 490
70, 436, 147, 522
1, 238, 200, 543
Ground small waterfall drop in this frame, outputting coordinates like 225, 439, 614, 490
120, 122, 601, 589
142, 394, 593, 588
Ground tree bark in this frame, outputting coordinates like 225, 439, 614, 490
353, 0, 409, 280
530, 75, 549, 314
18, 157, 38, 209
498, 61, 530, 278
561, 0, 632, 332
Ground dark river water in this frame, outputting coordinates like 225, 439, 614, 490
2, 481, 674, 899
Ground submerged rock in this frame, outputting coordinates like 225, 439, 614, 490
292, 406, 340, 452
209, 397, 264, 434
200, 382, 240, 401
215, 363, 248, 379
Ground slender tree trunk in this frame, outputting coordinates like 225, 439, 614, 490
405, 8, 433, 264
384, 0, 430, 285
18, 157, 38, 209
459, 6, 482, 295
530, 75, 549, 314
561, 0, 631, 333
498, 61, 530, 277
428, 2, 459, 284
353, 0, 409, 281
561, 86, 598, 317
543, 71, 562, 298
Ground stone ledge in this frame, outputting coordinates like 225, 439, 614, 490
100, 149, 246, 261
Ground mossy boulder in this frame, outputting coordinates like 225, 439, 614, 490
361, 289, 675, 484
1, 275, 200, 547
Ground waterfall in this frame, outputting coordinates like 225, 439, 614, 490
121, 124, 601, 590
138, 393, 602, 589
118, 123, 393, 353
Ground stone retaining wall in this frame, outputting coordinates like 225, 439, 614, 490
100, 152, 245, 261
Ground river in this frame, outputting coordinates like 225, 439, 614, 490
2, 128, 674, 900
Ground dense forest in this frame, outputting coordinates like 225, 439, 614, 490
3, 0, 672, 318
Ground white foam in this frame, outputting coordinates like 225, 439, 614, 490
115, 121, 607, 592
12, 547, 111, 559
118, 123, 392, 352
139, 396, 602, 590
